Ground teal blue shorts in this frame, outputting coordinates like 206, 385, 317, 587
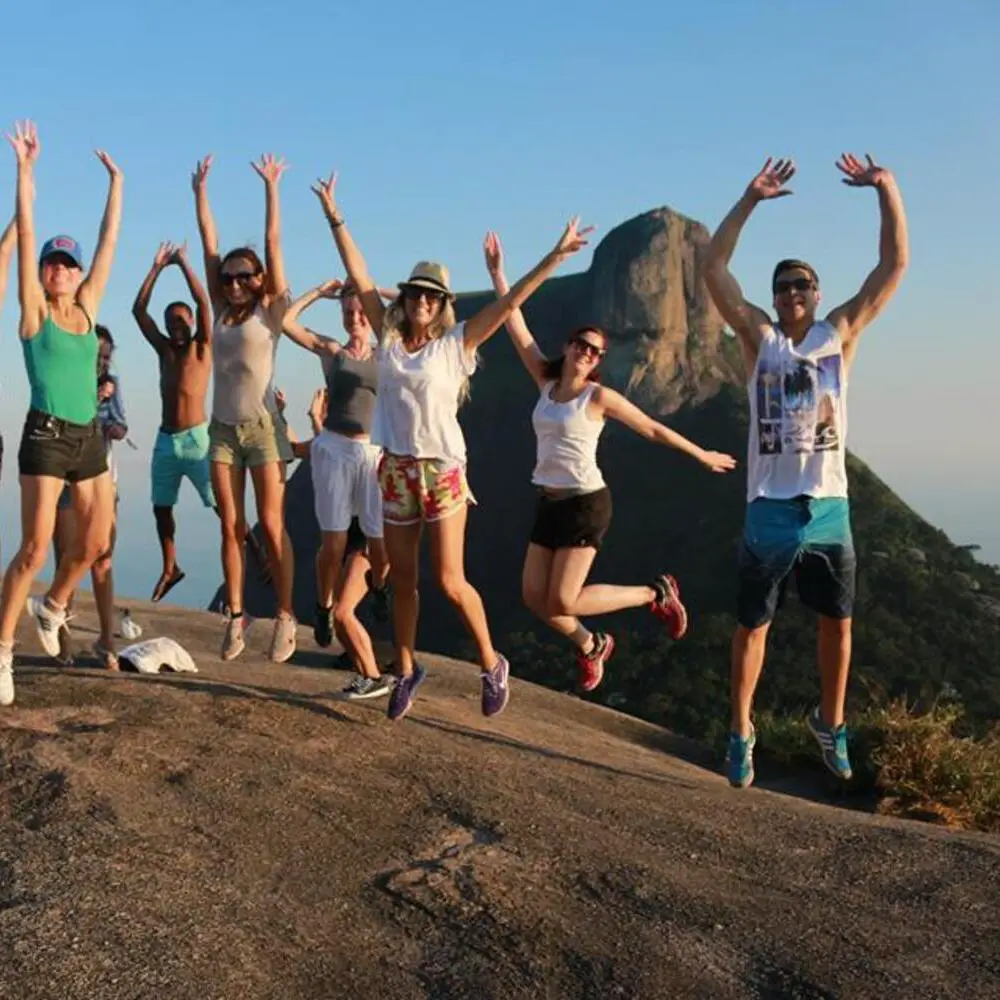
151, 423, 215, 508
737, 496, 855, 627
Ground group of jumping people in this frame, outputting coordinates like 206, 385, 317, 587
0, 120, 908, 789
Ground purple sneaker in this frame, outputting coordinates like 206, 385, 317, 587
387, 664, 426, 722
481, 654, 510, 718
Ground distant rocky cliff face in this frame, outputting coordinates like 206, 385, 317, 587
585, 208, 742, 413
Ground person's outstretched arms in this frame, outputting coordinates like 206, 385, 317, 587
704, 158, 793, 369
311, 172, 387, 339
172, 241, 214, 348
483, 231, 548, 386
132, 242, 174, 353
192, 155, 224, 311
5, 120, 45, 337
0, 214, 15, 311
463, 216, 593, 354
78, 150, 124, 318
595, 386, 738, 473
282, 280, 344, 357
252, 153, 290, 323
826, 153, 908, 355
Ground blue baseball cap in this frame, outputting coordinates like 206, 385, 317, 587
39, 235, 85, 269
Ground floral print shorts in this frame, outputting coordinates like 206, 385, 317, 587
377, 453, 475, 526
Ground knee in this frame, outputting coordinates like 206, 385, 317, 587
332, 602, 355, 630
522, 584, 547, 618
435, 568, 468, 606
221, 516, 246, 543
547, 593, 575, 618
15, 539, 49, 576
91, 552, 113, 578
258, 514, 284, 547
389, 562, 418, 595
819, 616, 852, 640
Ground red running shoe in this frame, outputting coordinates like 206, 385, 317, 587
651, 574, 688, 640
577, 632, 615, 693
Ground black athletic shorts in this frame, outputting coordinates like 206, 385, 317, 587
18, 409, 108, 482
529, 486, 612, 552
345, 517, 367, 557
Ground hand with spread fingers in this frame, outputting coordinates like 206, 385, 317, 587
311, 172, 338, 215
552, 216, 595, 260
6, 119, 41, 166
192, 154, 213, 192
746, 157, 795, 202
836, 152, 892, 189
483, 231, 504, 278
252, 153, 288, 186
699, 450, 739, 474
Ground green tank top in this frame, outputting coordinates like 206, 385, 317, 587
22, 310, 99, 424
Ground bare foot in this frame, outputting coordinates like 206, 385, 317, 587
152, 566, 186, 603
93, 641, 120, 672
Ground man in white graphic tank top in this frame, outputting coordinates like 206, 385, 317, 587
704, 154, 908, 789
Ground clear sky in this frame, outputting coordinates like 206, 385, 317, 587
1, 0, 998, 607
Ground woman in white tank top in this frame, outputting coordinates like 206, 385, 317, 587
192, 153, 297, 666
485, 232, 738, 693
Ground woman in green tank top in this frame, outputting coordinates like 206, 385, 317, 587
0, 120, 124, 707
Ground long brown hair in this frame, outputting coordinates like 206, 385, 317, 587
541, 326, 609, 384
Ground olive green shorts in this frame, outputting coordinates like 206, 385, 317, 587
208, 412, 293, 470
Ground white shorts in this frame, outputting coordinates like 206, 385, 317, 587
310, 430, 383, 538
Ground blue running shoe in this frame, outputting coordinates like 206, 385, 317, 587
387, 664, 427, 722
807, 707, 853, 780
481, 654, 510, 718
726, 728, 756, 789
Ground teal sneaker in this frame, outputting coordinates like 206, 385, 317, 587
807, 707, 853, 780
726, 727, 756, 789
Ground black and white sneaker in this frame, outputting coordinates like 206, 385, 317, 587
342, 675, 391, 701
26, 596, 68, 659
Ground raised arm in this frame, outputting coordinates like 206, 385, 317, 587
595, 386, 738, 474
483, 231, 547, 386
826, 153, 908, 351
5, 120, 45, 336
290, 388, 327, 460
192, 155, 224, 311
173, 242, 214, 347
463, 217, 593, 354
0, 214, 15, 310
78, 150, 124, 317
282, 280, 344, 356
132, 243, 174, 352
251, 154, 290, 308
311, 173, 387, 338
704, 158, 793, 369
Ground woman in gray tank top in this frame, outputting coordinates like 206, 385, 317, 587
282, 279, 392, 701
192, 153, 297, 665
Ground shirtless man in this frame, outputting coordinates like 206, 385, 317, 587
703, 154, 908, 789
132, 242, 216, 602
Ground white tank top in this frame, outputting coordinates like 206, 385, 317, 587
212, 304, 282, 425
746, 320, 849, 501
531, 381, 606, 491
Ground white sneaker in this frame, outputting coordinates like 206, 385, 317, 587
0, 645, 15, 707
26, 596, 67, 659
268, 614, 297, 664
118, 609, 143, 641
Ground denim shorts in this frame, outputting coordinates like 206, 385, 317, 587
736, 496, 856, 628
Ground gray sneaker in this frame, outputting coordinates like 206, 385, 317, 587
268, 614, 297, 664
0, 645, 15, 707
481, 654, 511, 718
221, 612, 246, 661
26, 596, 67, 659
343, 675, 391, 701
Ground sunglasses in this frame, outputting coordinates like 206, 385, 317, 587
571, 337, 606, 360
403, 286, 446, 303
221, 271, 259, 287
773, 277, 816, 294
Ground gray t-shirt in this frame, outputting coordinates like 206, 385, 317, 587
212, 301, 284, 425
324, 350, 377, 437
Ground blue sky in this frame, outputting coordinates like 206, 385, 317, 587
1, 0, 998, 606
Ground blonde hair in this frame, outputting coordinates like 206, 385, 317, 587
381, 296, 476, 403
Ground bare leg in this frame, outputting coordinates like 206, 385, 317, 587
249, 462, 294, 617
427, 505, 497, 671
547, 544, 656, 618
383, 521, 422, 677
152, 505, 185, 602
367, 537, 389, 589
0, 476, 63, 645
316, 530, 345, 610
730, 622, 771, 738
212, 462, 247, 613
53, 502, 76, 611
817, 615, 852, 728
334, 550, 381, 680
91, 518, 118, 651
522, 544, 591, 648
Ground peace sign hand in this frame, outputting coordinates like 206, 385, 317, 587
311, 172, 338, 215
192, 155, 213, 192
836, 152, 891, 189
747, 157, 795, 202
6, 120, 41, 167
553, 216, 595, 259
252, 153, 288, 185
